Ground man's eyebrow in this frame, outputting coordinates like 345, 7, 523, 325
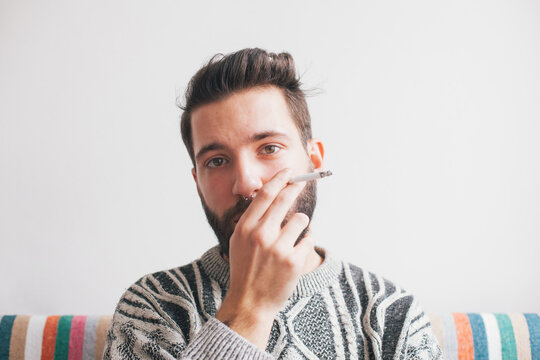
249, 131, 290, 143
195, 131, 290, 163
195, 143, 227, 163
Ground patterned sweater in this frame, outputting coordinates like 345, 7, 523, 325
104, 246, 443, 359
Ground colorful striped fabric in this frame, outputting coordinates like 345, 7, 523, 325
0, 314, 538, 359
0, 315, 111, 360
428, 313, 540, 360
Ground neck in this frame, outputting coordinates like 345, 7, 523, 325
301, 246, 324, 274
298, 228, 324, 274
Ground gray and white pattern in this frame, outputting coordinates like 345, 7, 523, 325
104, 246, 443, 359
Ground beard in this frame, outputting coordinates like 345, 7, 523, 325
199, 179, 317, 257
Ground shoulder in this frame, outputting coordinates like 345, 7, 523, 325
105, 263, 206, 359
339, 262, 419, 319
114, 245, 226, 322
125, 257, 209, 305
339, 262, 439, 357
110, 256, 212, 339
112, 251, 213, 316
341, 262, 410, 299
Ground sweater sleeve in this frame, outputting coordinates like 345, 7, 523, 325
399, 299, 444, 360
103, 282, 273, 360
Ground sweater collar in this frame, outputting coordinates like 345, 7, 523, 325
200, 245, 342, 300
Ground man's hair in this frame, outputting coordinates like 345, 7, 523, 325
179, 48, 312, 168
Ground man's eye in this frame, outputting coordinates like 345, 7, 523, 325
206, 157, 228, 168
261, 145, 281, 155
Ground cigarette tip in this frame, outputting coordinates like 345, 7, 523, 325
321, 170, 333, 178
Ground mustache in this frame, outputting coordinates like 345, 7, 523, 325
222, 197, 253, 225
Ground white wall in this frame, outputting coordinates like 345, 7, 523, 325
1, 0, 539, 315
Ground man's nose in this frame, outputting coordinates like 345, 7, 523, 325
231, 160, 263, 199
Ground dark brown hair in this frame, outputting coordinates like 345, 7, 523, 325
179, 48, 312, 169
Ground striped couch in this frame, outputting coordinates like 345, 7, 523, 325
0, 313, 539, 359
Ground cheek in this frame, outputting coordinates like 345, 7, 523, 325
289, 152, 313, 174
260, 153, 311, 183
198, 174, 234, 212
259, 161, 291, 185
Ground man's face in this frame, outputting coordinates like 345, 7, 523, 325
190, 86, 323, 256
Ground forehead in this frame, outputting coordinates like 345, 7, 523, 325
190, 86, 301, 152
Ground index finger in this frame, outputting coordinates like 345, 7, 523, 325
239, 168, 293, 225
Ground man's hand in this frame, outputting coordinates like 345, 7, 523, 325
215, 168, 314, 350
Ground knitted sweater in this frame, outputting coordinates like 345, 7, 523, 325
104, 246, 443, 359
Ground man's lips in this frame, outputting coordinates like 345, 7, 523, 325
232, 213, 244, 224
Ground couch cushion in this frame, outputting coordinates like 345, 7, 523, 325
428, 313, 540, 359
1, 313, 539, 359
0, 315, 111, 360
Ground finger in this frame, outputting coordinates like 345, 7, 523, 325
259, 180, 306, 229
276, 212, 310, 249
290, 235, 315, 267
293, 234, 314, 257
239, 168, 292, 225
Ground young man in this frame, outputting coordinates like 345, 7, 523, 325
104, 48, 443, 359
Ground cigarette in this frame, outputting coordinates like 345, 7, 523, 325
288, 170, 333, 184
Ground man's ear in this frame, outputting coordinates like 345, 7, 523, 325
307, 138, 324, 171
191, 167, 199, 191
